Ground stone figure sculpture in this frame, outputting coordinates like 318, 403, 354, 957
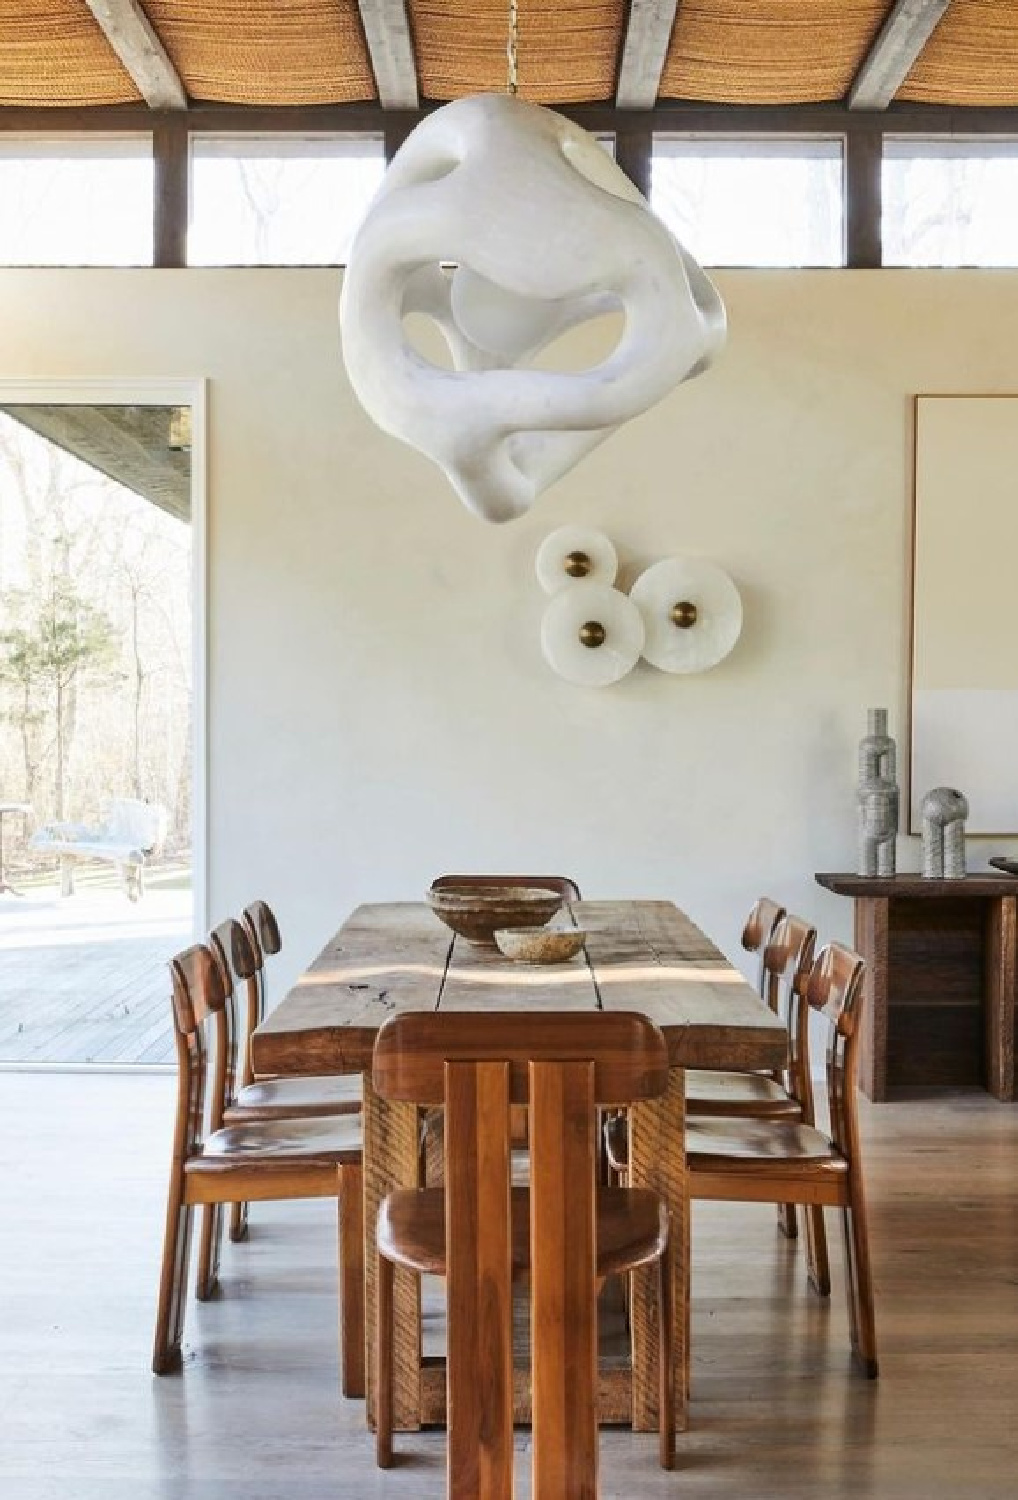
857, 708, 899, 877
921, 787, 969, 878
340, 93, 726, 523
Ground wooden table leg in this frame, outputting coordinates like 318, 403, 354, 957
628, 1067, 687, 1434
363, 1074, 421, 1431
986, 896, 1016, 1102
854, 897, 889, 1101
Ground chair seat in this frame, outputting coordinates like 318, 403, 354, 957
686, 1117, 849, 1177
686, 1068, 802, 1119
223, 1074, 362, 1124
187, 1114, 363, 1174
378, 1185, 668, 1279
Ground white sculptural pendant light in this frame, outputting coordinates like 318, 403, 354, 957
630, 557, 743, 673
339, 92, 726, 524
535, 524, 617, 594
540, 581, 645, 687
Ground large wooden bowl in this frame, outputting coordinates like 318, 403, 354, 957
426, 883, 563, 945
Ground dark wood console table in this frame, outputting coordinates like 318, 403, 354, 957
816, 873, 1017, 1102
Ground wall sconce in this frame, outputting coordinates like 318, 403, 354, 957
537, 531, 743, 686
540, 581, 645, 687
630, 557, 743, 674
535, 525, 618, 593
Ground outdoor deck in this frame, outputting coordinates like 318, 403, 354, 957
0, 868, 190, 1066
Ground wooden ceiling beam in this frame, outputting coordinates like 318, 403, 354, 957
83, 0, 186, 110
356, 1, 419, 110
3, 100, 1018, 138
616, 1, 681, 110
849, 0, 953, 111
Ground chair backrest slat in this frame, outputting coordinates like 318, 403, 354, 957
804, 942, 867, 1156
741, 896, 786, 997
209, 918, 260, 1123
239, 900, 281, 1087
761, 913, 817, 1111
761, 914, 816, 1014
806, 942, 865, 1035
444, 1059, 514, 1497
170, 944, 225, 1036
168, 943, 225, 1160
373, 1011, 668, 1107
529, 1056, 599, 1497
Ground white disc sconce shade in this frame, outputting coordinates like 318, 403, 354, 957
630, 557, 743, 674
535, 525, 618, 594
541, 581, 645, 687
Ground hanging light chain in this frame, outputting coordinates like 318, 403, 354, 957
506, 0, 519, 96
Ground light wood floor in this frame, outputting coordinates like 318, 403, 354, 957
2, 1072, 1016, 1498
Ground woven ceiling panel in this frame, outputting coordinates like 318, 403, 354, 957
141, 0, 376, 105
660, 0, 889, 104
409, 0, 626, 104
898, 0, 1018, 105
0, 0, 141, 105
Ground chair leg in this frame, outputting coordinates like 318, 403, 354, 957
777, 1202, 798, 1239
152, 1174, 193, 1374
196, 1202, 224, 1301
339, 1164, 365, 1399
841, 1194, 879, 1378
376, 1251, 394, 1468
657, 1240, 675, 1471
229, 1200, 249, 1243
804, 1204, 831, 1297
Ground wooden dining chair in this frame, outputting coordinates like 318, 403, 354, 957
373, 1010, 674, 1495
686, 943, 878, 1377
216, 906, 362, 1244
430, 873, 582, 902
685, 914, 818, 1254
606, 914, 815, 1238
196, 917, 365, 1289
152, 941, 366, 1397
686, 913, 815, 1123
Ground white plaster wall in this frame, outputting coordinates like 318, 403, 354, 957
1, 268, 1017, 996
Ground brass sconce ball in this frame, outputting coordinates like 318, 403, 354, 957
564, 550, 592, 578
670, 600, 698, 629
578, 620, 607, 649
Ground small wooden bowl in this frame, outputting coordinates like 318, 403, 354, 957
494, 927, 587, 964
426, 884, 563, 945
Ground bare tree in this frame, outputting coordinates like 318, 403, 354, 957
0, 575, 117, 819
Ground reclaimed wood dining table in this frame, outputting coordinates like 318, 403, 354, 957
251, 898, 787, 1438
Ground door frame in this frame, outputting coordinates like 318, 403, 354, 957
0, 376, 208, 935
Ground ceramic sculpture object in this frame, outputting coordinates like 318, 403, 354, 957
535, 525, 617, 594
629, 557, 742, 673
857, 708, 899, 877
339, 93, 726, 524
540, 580, 645, 687
921, 787, 969, 878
